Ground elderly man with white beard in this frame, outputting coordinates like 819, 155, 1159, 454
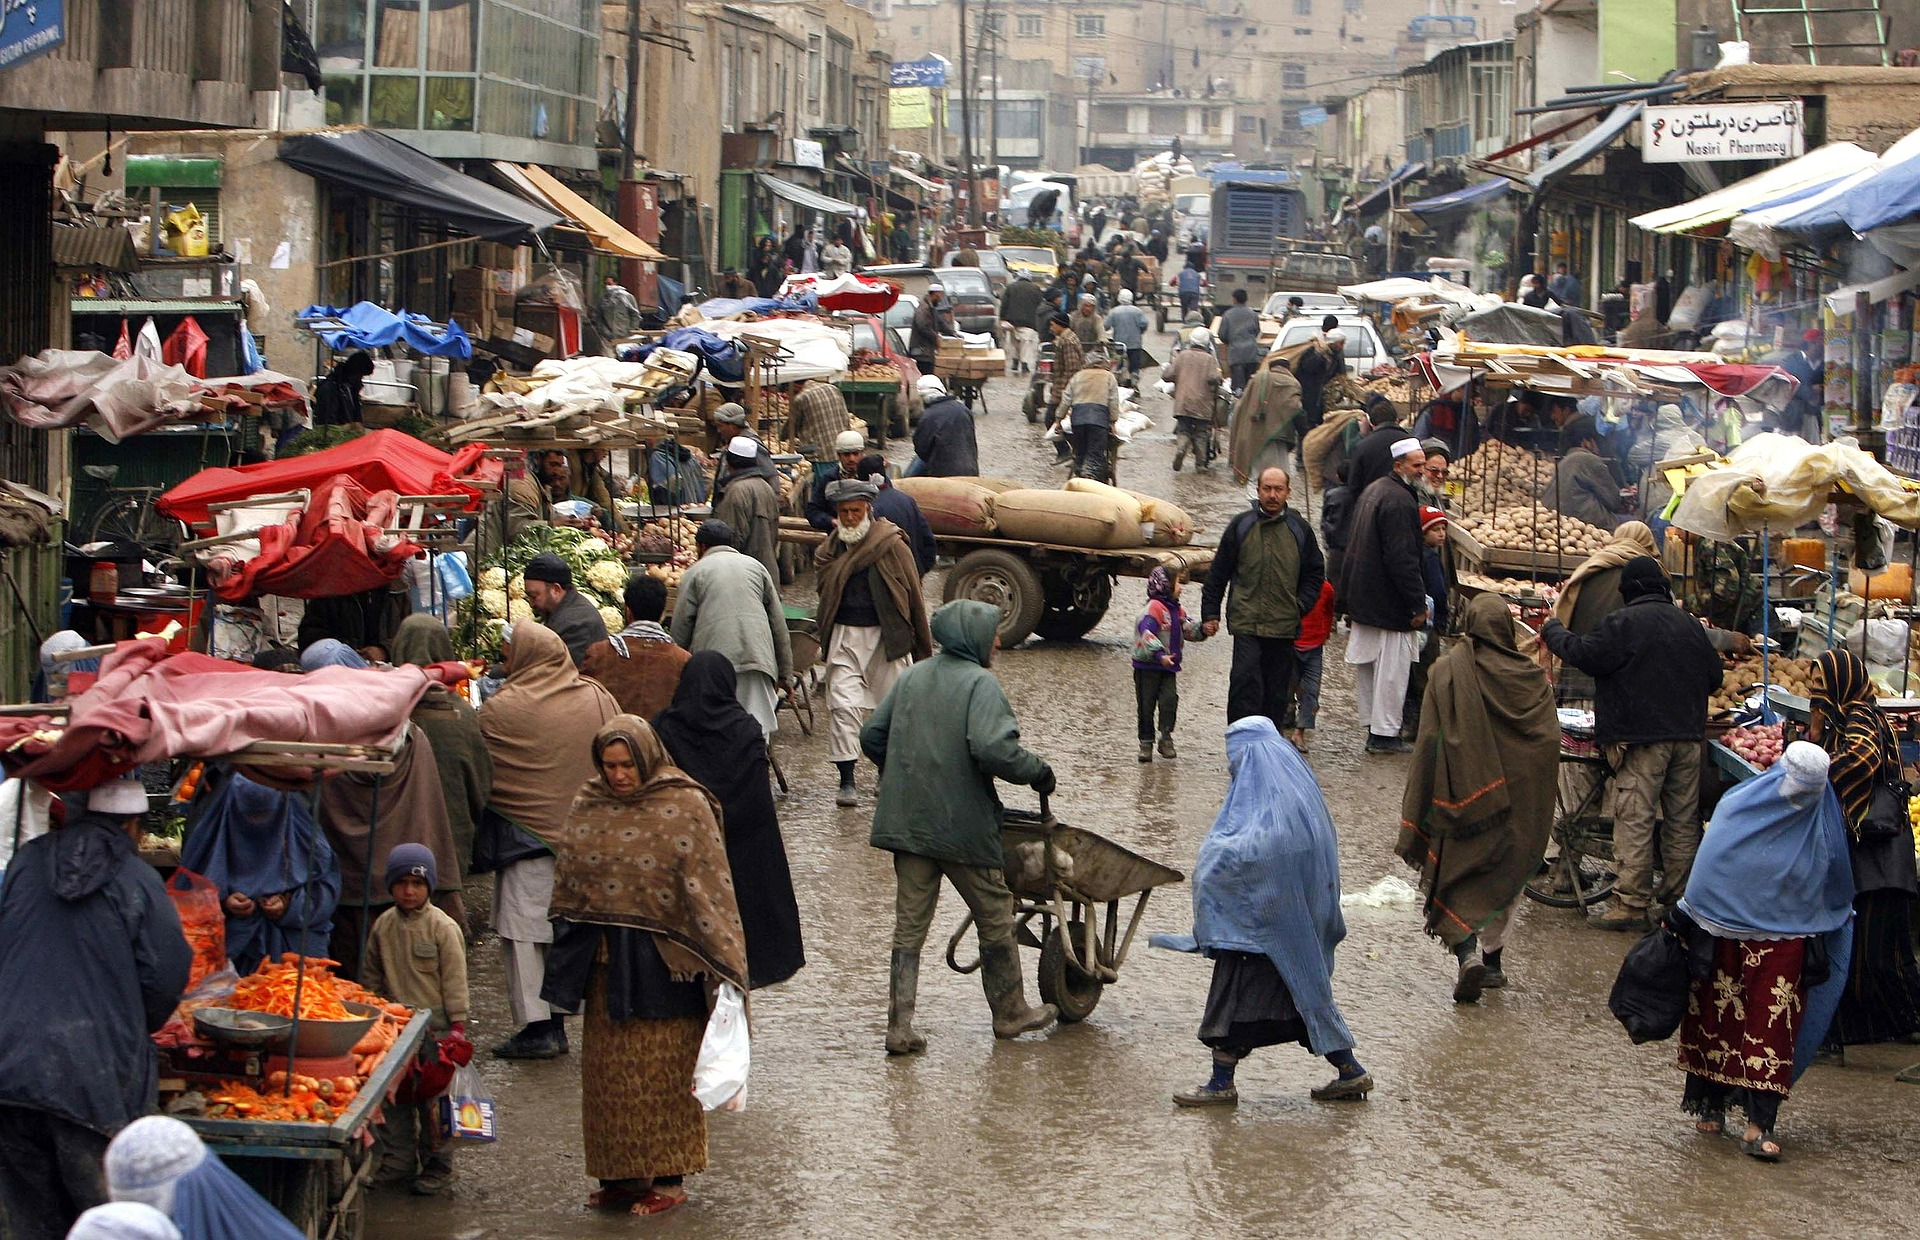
813, 479, 933, 807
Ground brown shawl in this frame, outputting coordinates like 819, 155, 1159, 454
1227, 360, 1303, 484
479, 620, 619, 845
1397, 593, 1559, 947
814, 517, 933, 661
1553, 520, 1658, 624
548, 715, 748, 988
318, 725, 461, 899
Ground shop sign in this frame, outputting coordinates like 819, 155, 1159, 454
890, 57, 948, 89
791, 138, 825, 170
0, 0, 64, 70
1643, 100, 1803, 164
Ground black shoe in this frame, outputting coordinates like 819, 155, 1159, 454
491, 1025, 565, 1060
1364, 736, 1413, 755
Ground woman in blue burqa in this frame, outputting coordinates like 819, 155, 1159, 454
180, 766, 340, 975
1674, 740, 1854, 1162
1154, 717, 1372, 1106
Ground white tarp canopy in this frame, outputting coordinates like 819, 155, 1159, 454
1729, 127, 1920, 260
699, 318, 853, 384
1671, 432, 1920, 539
1337, 276, 1482, 305
1630, 141, 1877, 234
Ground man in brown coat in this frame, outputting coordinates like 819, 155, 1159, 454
815, 478, 932, 807
1166, 326, 1222, 473
1228, 353, 1303, 485
581, 572, 690, 720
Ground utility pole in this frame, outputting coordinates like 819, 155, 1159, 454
988, 1, 1000, 170
1080, 67, 1097, 167
623, 0, 642, 179
957, 0, 980, 224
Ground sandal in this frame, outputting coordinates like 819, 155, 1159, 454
632, 1187, 688, 1216
1740, 1132, 1782, 1162
1693, 1110, 1725, 1136
588, 1182, 649, 1211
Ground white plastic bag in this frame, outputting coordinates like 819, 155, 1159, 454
439, 1062, 497, 1142
692, 982, 750, 1111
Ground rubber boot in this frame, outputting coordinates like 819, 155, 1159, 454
980, 944, 1056, 1038
885, 949, 928, 1055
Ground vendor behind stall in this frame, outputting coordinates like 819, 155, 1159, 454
1540, 416, 1622, 532
522, 553, 610, 668
312, 351, 375, 426
180, 767, 341, 975
788, 380, 854, 462
0, 776, 192, 1240
809, 431, 871, 531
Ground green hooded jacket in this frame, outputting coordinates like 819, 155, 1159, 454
862, 601, 1050, 868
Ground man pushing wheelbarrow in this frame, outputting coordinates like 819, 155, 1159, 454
861, 599, 1060, 1054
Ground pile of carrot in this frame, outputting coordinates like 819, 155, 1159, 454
205, 1076, 351, 1124
228, 954, 354, 1021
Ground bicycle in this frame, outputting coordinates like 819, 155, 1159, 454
1524, 726, 1619, 909
79, 465, 180, 551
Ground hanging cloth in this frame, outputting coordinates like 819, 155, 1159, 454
111, 320, 133, 361
133, 317, 163, 363
161, 316, 209, 379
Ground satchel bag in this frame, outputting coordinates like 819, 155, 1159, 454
1608, 920, 1693, 1044
1859, 771, 1911, 843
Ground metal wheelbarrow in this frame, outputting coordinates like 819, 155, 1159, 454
946, 794, 1185, 1022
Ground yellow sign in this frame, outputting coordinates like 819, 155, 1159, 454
890, 87, 934, 131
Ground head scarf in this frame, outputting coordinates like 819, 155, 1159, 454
69, 1203, 182, 1240
1618, 555, 1669, 601
652, 652, 764, 789
1398, 594, 1560, 943
389, 614, 456, 667
548, 716, 747, 988
180, 768, 338, 973
1145, 565, 1177, 605
106, 1115, 303, 1239
1811, 648, 1894, 827
479, 621, 618, 845
1553, 520, 1658, 624
1161, 718, 1354, 1055
299, 639, 366, 672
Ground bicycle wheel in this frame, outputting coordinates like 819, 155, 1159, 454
1524, 760, 1617, 908
91, 493, 173, 551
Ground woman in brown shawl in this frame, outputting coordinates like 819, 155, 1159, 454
1398, 593, 1559, 1003
1809, 648, 1920, 1045
541, 716, 747, 1217
389, 616, 491, 898
478, 621, 618, 1059
1542, 520, 1658, 690
317, 725, 463, 979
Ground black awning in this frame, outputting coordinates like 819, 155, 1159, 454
278, 129, 564, 244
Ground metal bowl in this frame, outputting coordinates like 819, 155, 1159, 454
284, 1001, 382, 1058
193, 1007, 294, 1049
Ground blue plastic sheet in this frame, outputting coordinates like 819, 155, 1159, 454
692, 294, 814, 318
296, 301, 473, 359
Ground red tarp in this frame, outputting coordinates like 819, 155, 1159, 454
784, 272, 901, 314
157, 430, 499, 531
203, 475, 422, 601
0, 638, 432, 790
1662, 361, 1796, 399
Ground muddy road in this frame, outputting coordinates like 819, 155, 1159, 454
371, 324, 1920, 1238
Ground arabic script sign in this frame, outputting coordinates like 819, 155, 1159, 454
0, 0, 64, 70
1643, 100, 1803, 164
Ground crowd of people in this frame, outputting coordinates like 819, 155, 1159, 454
5, 272, 1920, 1240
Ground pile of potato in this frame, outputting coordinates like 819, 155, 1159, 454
1458, 570, 1560, 601
1454, 507, 1612, 554
848, 363, 901, 384
1449, 441, 1549, 514
1710, 655, 1816, 715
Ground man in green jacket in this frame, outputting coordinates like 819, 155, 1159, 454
862, 600, 1058, 1054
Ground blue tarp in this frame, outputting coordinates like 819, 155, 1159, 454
692, 295, 813, 318
619, 327, 746, 385
1205, 163, 1298, 187
1528, 103, 1643, 194
1406, 177, 1509, 219
1354, 160, 1430, 218
1842, 155, 1920, 233
295, 302, 473, 359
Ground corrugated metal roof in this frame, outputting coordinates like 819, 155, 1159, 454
52, 226, 140, 272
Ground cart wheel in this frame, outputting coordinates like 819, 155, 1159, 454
1039, 924, 1104, 1022
1033, 569, 1112, 642
943, 548, 1045, 645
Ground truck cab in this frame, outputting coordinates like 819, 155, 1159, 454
1206, 177, 1354, 314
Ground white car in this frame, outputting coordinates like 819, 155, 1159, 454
1267, 315, 1390, 374
1261, 291, 1355, 318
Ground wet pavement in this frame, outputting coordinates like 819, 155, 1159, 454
370, 325, 1920, 1238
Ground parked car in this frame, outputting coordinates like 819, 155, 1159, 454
997, 245, 1060, 285
1261, 291, 1356, 319
942, 249, 1009, 297
865, 266, 997, 339
1266, 313, 1390, 374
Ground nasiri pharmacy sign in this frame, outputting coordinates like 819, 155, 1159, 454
0, 0, 63, 70
1643, 100, 1804, 164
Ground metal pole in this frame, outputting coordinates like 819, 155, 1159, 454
623, 0, 643, 181
1761, 523, 1774, 724
354, 773, 385, 980
956, 0, 979, 228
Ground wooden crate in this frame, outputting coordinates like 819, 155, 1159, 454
1447, 522, 1584, 580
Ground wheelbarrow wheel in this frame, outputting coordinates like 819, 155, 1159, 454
1038, 923, 1104, 1022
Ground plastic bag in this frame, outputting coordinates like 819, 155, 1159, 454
692, 982, 749, 1111
166, 869, 228, 991
438, 1062, 497, 1142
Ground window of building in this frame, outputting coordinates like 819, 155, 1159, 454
827, 33, 853, 126
806, 33, 822, 110
1074, 13, 1105, 38
1283, 108, 1302, 130
909, 23, 921, 35
1203, 107, 1224, 133
1245, 24, 1257, 34
1282, 61, 1306, 89
1293, 27, 1311, 35
1238, 115, 1257, 133
1293, 0, 1310, 14
1345, 0, 1362, 9
1017, 13, 1042, 36
983, 12, 1004, 35
999, 98, 1042, 138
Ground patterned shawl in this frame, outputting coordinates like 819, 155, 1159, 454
1811, 648, 1893, 829
548, 715, 747, 988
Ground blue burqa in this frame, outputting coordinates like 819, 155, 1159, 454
1152, 717, 1355, 1054
179, 770, 340, 975
1678, 763, 1856, 1082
